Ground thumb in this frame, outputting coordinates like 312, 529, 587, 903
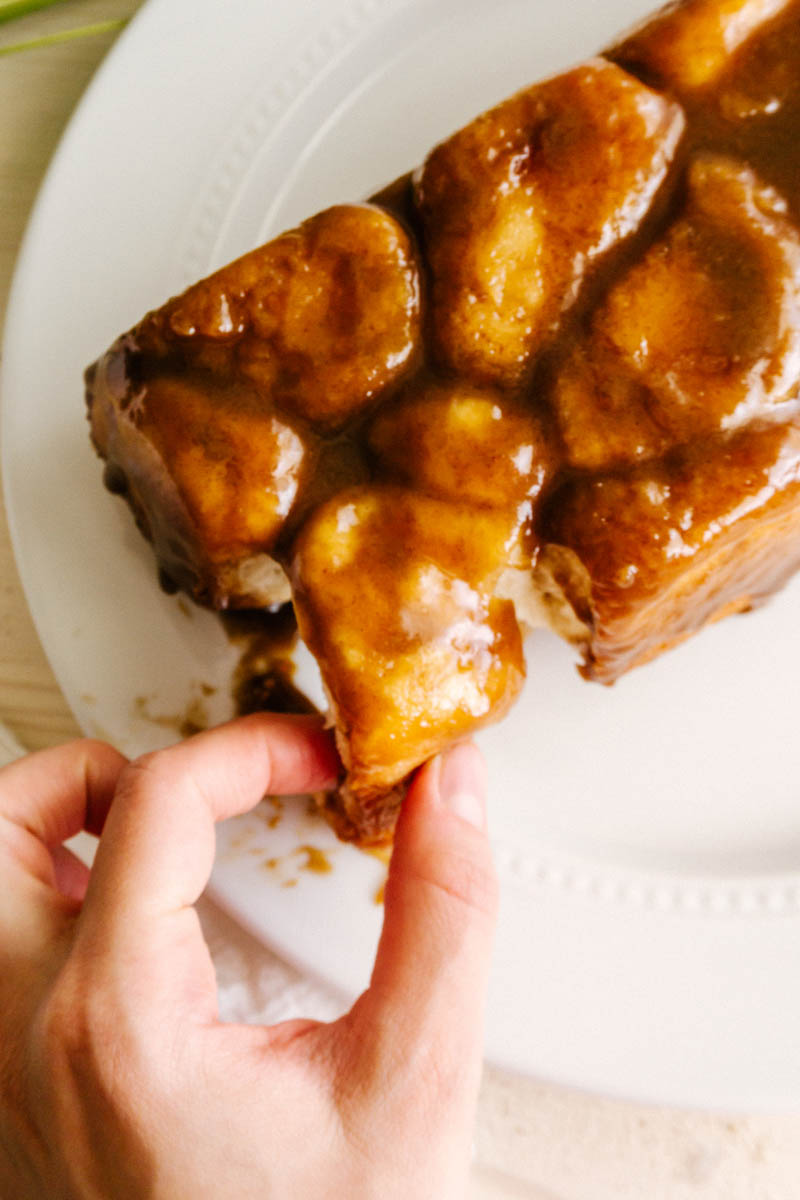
354, 741, 498, 1086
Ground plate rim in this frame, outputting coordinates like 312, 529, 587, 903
5, 0, 800, 1110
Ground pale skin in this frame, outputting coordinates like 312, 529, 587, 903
0, 713, 498, 1199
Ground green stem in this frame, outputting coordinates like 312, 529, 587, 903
0, 16, 126, 53
0, 0, 71, 25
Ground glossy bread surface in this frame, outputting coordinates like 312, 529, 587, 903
291, 486, 527, 841
87, 0, 800, 843
414, 59, 685, 387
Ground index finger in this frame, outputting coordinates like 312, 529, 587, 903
0, 739, 128, 846
79, 713, 339, 943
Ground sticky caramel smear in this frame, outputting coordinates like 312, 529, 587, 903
133, 692, 209, 738
224, 605, 321, 731
235, 657, 318, 718
296, 845, 333, 874
259, 795, 284, 830
374, 881, 386, 906
225, 827, 257, 854
260, 846, 333, 881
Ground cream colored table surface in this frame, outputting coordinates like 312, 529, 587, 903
4, 6, 800, 1199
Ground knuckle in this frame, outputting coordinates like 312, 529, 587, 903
417, 1035, 473, 1108
116, 750, 174, 799
416, 846, 499, 923
74, 736, 113, 759
32, 966, 165, 1194
125, 749, 166, 779
37, 964, 105, 1059
344, 1024, 472, 1150
0, 812, 20, 855
76, 737, 127, 778
35, 972, 95, 1076
36, 962, 156, 1103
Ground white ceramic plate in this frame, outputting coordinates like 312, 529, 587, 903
4, 0, 800, 1110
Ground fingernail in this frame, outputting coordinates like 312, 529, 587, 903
437, 742, 487, 830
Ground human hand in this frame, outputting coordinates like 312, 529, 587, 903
0, 714, 497, 1199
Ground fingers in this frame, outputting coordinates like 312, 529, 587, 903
80, 713, 340, 944
0, 740, 127, 846
349, 740, 498, 1102
0, 741, 124, 946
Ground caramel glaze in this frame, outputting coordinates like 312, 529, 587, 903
86, 0, 800, 844
223, 606, 319, 718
